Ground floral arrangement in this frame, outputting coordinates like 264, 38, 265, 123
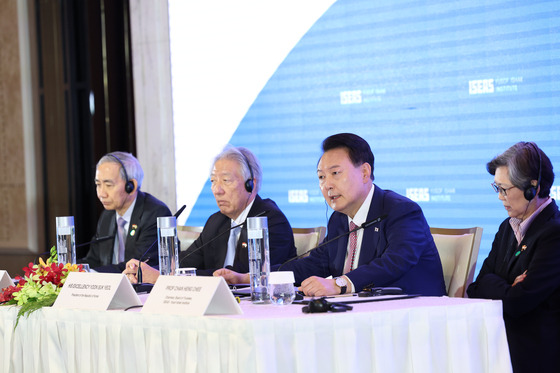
0, 246, 85, 325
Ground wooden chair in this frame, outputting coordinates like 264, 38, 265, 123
177, 225, 203, 251
430, 227, 483, 297
292, 227, 327, 257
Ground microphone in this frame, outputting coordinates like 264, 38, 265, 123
278, 214, 388, 271
76, 235, 114, 248
136, 205, 186, 284
178, 210, 268, 267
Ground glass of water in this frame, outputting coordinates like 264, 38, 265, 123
176, 267, 196, 276
269, 271, 296, 305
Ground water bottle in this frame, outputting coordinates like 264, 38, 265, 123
157, 216, 179, 276
247, 216, 270, 304
56, 216, 76, 264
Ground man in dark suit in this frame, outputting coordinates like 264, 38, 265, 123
124, 146, 296, 282
80, 152, 171, 272
216, 133, 445, 297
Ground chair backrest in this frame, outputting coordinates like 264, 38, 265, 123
292, 227, 327, 257
430, 227, 483, 298
177, 225, 203, 251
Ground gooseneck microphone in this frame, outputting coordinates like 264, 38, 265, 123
76, 235, 114, 248
277, 214, 388, 271
135, 204, 186, 284
178, 210, 268, 267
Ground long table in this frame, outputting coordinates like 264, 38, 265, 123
0, 296, 511, 373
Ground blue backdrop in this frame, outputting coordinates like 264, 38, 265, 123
183, 0, 560, 275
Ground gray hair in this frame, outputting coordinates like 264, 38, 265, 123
213, 146, 262, 193
487, 141, 554, 198
97, 151, 144, 189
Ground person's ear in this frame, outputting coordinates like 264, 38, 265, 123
361, 163, 372, 182
130, 179, 138, 193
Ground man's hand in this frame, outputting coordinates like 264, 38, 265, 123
213, 268, 250, 284
299, 276, 340, 297
123, 259, 160, 284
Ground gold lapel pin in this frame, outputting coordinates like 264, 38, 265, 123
515, 245, 527, 257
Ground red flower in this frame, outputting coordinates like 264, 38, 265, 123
0, 285, 21, 303
22, 262, 37, 278
14, 275, 26, 287
38, 263, 68, 287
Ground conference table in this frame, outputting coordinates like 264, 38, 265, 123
0, 296, 511, 373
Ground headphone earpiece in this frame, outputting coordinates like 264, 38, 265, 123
523, 142, 542, 201
240, 151, 254, 193
124, 180, 134, 194
523, 184, 537, 201
109, 154, 134, 194
245, 179, 254, 194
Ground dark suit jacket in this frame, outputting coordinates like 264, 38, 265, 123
281, 186, 446, 296
180, 195, 297, 276
81, 191, 172, 272
467, 199, 560, 373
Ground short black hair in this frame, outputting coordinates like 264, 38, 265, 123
487, 141, 554, 198
321, 133, 375, 180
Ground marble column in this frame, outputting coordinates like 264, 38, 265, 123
129, 0, 178, 213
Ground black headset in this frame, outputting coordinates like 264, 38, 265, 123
523, 142, 542, 201
240, 150, 254, 193
302, 297, 353, 313
108, 154, 134, 194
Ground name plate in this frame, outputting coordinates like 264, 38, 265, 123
142, 276, 242, 316
0, 270, 15, 289
53, 272, 141, 310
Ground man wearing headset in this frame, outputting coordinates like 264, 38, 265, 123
80, 151, 172, 272
123, 146, 297, 283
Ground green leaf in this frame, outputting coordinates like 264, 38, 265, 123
14, 293, 58, 329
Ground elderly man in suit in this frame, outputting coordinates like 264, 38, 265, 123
124, 146, 296, 283
80, 151, 171, 272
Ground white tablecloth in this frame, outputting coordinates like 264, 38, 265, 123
0, 296, 511, 373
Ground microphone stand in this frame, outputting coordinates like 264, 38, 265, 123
76, 235, 114, 248
277, 214, 387, 271
177, 210, 268, 267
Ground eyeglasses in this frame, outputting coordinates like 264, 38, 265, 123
491, 182, 516, 196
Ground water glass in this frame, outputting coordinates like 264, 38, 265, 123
269, 271, 296, 305
177, 267, 196, 276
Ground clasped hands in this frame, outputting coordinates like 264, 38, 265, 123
122, 259, 160, 284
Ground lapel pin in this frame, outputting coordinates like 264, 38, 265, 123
375, 227, 379, 232
515, 245, 528, 257
129, 224, 138, 237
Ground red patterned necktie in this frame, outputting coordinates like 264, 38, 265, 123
343, 221, 358, 274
